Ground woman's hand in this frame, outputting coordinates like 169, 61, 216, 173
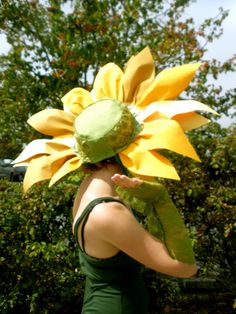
111, 174, 142, 188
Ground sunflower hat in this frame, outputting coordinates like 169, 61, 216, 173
13, 47, 217, 192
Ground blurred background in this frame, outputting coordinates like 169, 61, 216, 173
0, 1, 235, 313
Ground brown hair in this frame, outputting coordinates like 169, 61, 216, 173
81, 156, 118, 172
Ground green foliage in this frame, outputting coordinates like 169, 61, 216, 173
0, 0, 235, 157
144, 270, 181, 313
1, 123, 235, 313
0, 179, 84, 314
0, 0, 235, 313
165, 123, 236, 280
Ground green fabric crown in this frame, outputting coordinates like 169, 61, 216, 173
74, 99, 141, 163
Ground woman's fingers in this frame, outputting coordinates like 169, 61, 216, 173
111, 174, 141, 188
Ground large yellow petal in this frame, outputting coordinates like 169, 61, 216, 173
49, 156, 82, 187
143, 111, 210, 131
174, 112, 210, 131
119, 143, 180, 180
136, 63, 201, 107
23, 149, 76, 192
61, 88, 94, 114
141, 100, 218, 119
12, 138, 75, 164
137, 100, 217, 130
93, 63, 124, 101
137, 119, 200, 161
123, 47, 155, 103
28, 109, 75, 137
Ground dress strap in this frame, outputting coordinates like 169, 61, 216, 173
73, 197, 125, 252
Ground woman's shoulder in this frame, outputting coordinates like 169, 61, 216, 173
88, 199, 132, 228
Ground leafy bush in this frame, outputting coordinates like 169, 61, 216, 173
0, 180, 84, 314
1, 125, 235, 313
165, 124, 236, 280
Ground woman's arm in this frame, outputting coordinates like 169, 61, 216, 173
112, 174, 196, 264
92, 201, 197, 278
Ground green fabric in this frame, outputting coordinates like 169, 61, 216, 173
82, 273, 148, 314
73, 197, 148, 314
74, 99, 142, 163
116, 181, 195, 264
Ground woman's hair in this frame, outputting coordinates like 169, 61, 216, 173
82, 156, 118, 172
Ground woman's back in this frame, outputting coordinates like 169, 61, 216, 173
73, 164, 125, 259
72, 163, 197, 313
72, 169, 149, 313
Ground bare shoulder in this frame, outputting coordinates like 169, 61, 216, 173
88, 200, 134, 230
89, 200, 198, 278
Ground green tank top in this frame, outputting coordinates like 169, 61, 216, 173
73, 197, 149, 314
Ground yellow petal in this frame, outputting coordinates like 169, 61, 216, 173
142, 100, 218, 119
129, 173, 156, 181
49, 156, 82, 187
137, 100, 217, 130
93, 63, 124, 101
12, 138, 75, 164
61, 88, 94, 114
136, 63, 201, 107
119, 143, 180, 180
123, 47, 155, 103
23, 149, 76, 192
137, 119, 200, 161
174, 112, 210, 131
28, 109, 75, 137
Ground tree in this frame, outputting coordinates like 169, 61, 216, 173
0, 1, 236, 313
0, 0, 235, 158
0, 124, 235, 313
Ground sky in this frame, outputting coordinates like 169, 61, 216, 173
183, 0, 236, 126
0, 0, 235, 125
184, 0, 236, 88
185, 0, 236, 62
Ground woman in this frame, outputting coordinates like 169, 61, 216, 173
72, 159, 197, 313
13, 48, 216, 313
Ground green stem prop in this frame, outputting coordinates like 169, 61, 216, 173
116, 180, 195, 264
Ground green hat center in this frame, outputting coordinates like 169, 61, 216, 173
74, 99, 141, 163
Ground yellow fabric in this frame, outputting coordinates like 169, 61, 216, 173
13, 139, 74, 164
61, 88, 94, 114
123, 47, 155, 103
93, 63, 124, 101
145, 100, 218, 118
119, 143, 180, 180
136, 64, 201, 108
49, 156, 82, 187
174, 112, 210, 131
137, 119, 200, 161
143, 111, 210, 131
13, 46, 217, 192
138, 100, 216, 131
23, 149, 76, 192
28, 109, 74, 137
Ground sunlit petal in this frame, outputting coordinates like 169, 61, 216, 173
61, 88, 94, 115
137, 119, 200, 161
23, 149, 76, 192
142, 100, 218, 119
28, 109, 75, 137
137, 100, 217, 130
123, 47, 155, 103
93, 63, 124, 101
12, 138, 75, 164
119, 143, 180, 180
49, 156, 82, 186
143, 111, 210, 131
136, 63, 201, 107
174, 112, 210, 131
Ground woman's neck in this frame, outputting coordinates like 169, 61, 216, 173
73, 163, 123, 218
